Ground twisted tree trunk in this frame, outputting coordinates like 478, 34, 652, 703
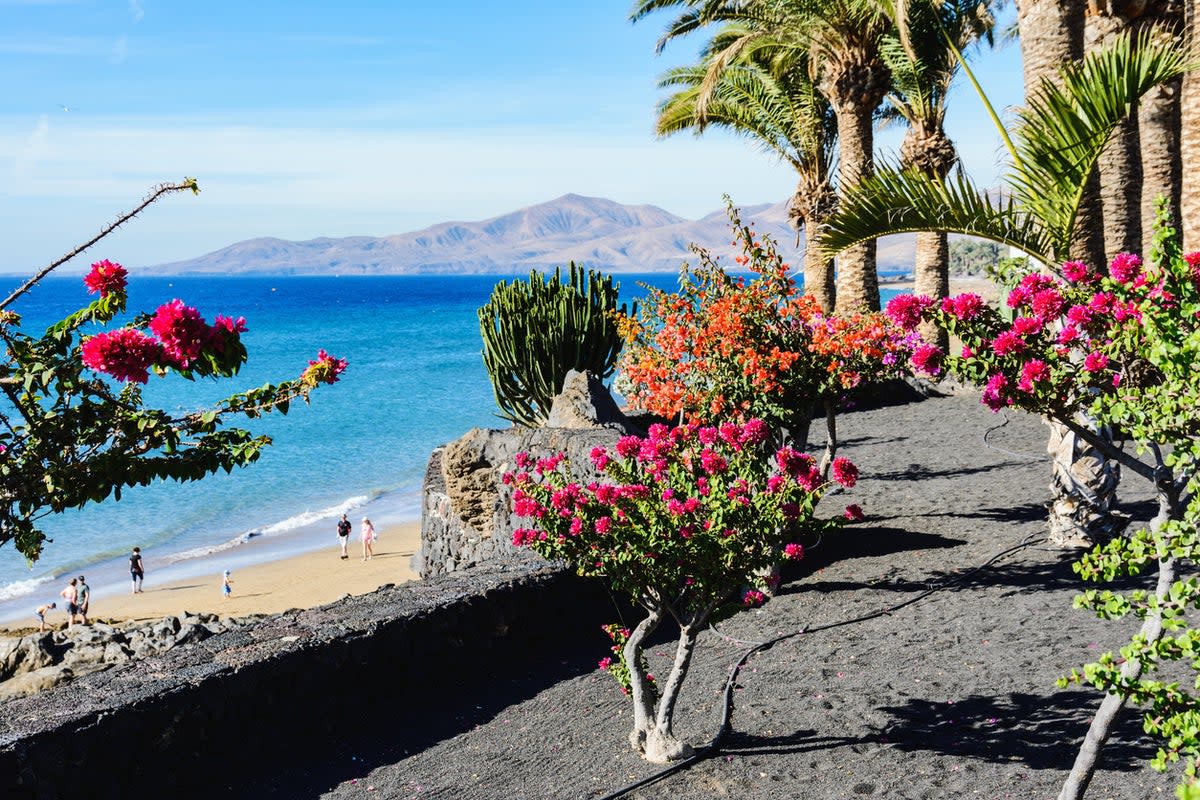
1045, 417, 1126, 546
1057, 468, 1180, 799
625, 603, 664, 756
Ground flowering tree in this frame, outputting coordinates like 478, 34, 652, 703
616, 204, 916, 466
892, 212, 1200, 799
507, 418, 861, 762
0, 181, 346, 562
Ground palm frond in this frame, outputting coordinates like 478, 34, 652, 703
1009, 30, 1193, 256
816, 166, 1056, 264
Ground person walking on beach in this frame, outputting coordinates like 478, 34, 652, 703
129, 547, 145, 593
35, 602, 56, 633
75, 575, 90, 625
222, 570, 233, 599
361, 517, 375, 561
336, 514, 351, 560
59, 578, 77, 630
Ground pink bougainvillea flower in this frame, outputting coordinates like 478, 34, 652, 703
739, 418, 769, 445
982, 373, 1011, 411
300, 348, 348, 386
83, 259, 128, 297
742, 589, 766, 607
81, 328, 162, 383
590, 446, 610, 471
885, 294, 932, 331
1056, 325, 1082, 346
783, 543, 805, 561
1061, 260, 1092, 283
947, 293, 985, 321
1066, 305, 1094, 327
910, 344, 944, 377
843, 504, 865, 521
1030, 288, 1065, 321
831, 457, 858, 489
1011, 316, 1043, 337
1018, 359, 1051, 392
992, 330, 1026, 357
598, 657, 613, 671
149, 299, 212, 368
615, 436, 640, 459
1108, 252, 1142, 285
1083, 352, 1109, 372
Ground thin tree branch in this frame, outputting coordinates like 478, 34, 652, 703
0, 179, 199, 311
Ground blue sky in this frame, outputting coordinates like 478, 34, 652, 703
0, 0, 1024, 270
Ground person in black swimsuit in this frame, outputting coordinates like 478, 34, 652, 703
130, 547, 145, 593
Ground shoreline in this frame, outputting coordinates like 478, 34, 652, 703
1, 521, 421, 635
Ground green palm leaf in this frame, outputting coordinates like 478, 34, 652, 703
817, 166, 1056, 263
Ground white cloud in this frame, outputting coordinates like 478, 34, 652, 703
11, 114, 50, 182
128, 0, 144, 23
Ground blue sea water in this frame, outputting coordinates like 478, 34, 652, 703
0, 272, 901, 621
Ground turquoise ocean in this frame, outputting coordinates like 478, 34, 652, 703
0, 273, 901, 623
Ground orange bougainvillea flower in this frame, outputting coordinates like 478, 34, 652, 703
616, 206, 916, 431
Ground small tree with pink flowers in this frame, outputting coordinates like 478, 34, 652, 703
0, 180, 346, 562
507, 418, 860, 763
891, 211, 1200, 798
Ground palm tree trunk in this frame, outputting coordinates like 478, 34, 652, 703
1137, 10, 1184, 240
790, 179, 837, 312
831, 101, 880, 314
1182, 0, 1200, 251
1015, 0, 1085, 89
914, 231, 950, 348
1088, 5, 1142, 260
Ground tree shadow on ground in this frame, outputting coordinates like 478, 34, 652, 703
868, 460, 1034, 483
715, 691, 1154, 774
872, 690, 1156, 772
779, 527, 967, 591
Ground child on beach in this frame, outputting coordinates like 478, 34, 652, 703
35, 602, 56, 633
222, 570, 232, 599
361, 517, 375, 561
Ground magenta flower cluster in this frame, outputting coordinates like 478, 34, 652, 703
83, 259, 128, 298
900, 249, 1200, 414
505, 417, 860, 622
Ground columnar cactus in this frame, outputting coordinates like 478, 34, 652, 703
478, 263, 635, 427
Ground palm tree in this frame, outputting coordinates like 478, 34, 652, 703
878, 0, 995, 346
632, 0, 892, 314
654, 29, 840, 310
815, 32, 1190, 548
1183, 0, 1200, 251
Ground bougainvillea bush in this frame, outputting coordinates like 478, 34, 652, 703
507, 417, 861, 762
0, 181, 346, 562
890, 213, 1200, 798
616, 205, 917, 455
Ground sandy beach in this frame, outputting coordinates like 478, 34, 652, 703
1, 521, 421, 635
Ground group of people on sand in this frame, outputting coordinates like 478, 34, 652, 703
336, 513, 377, 561
35, 574, 90, 633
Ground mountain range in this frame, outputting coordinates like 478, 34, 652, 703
154, 193, 920, 275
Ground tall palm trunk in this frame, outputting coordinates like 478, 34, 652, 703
1016, 0, 1105, 267
901, 122, 958, 349
1183, 0, 1200, 251
1019, 0, 1119, 547
1137, 4, 1184, 241
789, 175, 838, 312
1088, 2, 1143, 259
826, 63, 888, 315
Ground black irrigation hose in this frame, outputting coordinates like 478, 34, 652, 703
982, 412, 1050, 464
592, 533, 1047, 800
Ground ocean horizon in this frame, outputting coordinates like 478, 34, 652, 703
0, 272, 903, 623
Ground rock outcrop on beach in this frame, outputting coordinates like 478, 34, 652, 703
0, 612, 259, 700
417, 370, 647, 577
